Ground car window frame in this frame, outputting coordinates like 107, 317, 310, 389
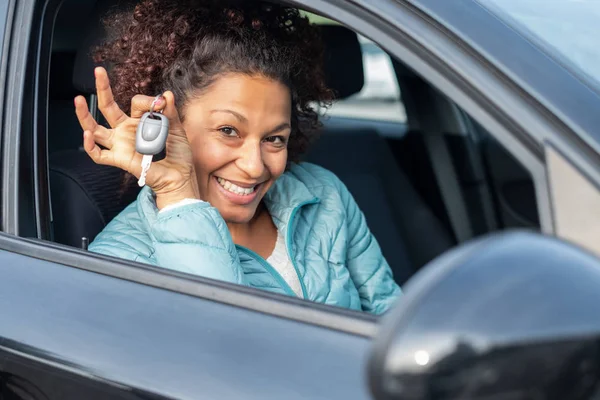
3, 0, 584, 334
0, 0, 8, 229
1, 0, 19, 233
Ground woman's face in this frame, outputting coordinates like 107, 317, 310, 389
182, 73, 291, 224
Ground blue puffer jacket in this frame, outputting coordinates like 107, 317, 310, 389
90, 162, 402, 314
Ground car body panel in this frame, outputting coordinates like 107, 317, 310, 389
0, 247, 372, 399
477, 0, 600, 93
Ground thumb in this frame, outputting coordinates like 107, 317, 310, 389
130, 94, 166, 119
161, 91, 186, 137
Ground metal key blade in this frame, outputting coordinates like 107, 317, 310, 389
138, 154, 153, 187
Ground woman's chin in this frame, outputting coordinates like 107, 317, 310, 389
217, 206, 258, 225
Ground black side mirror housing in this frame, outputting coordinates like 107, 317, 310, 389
368, 231, 600, 400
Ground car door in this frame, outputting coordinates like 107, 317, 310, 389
0, 1, 377, 399
0, 240, 375, 399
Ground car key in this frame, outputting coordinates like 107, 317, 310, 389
136, 95, 169, 187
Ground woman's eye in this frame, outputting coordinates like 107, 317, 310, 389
219, 127, 238, 137
264, 136, 287, 146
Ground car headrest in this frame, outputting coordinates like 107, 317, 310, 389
72, 3, 364, 99
72, 0, 136, 94
320, 24, 364, 99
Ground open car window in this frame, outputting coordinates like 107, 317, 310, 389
31, 0, 541, 319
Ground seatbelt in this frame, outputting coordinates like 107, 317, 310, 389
396, 72, 474, 243
423, 133, 474, 243
89, 93, 99, 121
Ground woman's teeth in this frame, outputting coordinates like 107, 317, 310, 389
217, 177, 256, 195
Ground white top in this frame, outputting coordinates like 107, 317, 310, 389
159, 198, 303, 298
159, 198, 205, 213
266, 230, 304, 298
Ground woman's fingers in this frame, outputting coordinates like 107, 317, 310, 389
74, 95, 97, 132
131, 91, 186, 138
95, 67, 128, 128
130, 94, 165, 118
83, 131, 113, 165
75, 95, 113, 149
84, 130, 142, 178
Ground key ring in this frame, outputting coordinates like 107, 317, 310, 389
148, 94, 164, 118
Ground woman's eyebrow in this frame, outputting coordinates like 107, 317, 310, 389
210, 109, 248, 122
266, 122, 291, 135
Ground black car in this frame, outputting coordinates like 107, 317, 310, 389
2, 0, 600, 398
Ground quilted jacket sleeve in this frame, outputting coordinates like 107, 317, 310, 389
337, 180, 402, 314
89, 200, 246, 285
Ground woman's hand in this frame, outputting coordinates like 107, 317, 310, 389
75, 67, 197, 209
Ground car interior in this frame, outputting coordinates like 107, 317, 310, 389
36, 0, 541, 288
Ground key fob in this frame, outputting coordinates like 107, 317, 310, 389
135, 112, 169, 159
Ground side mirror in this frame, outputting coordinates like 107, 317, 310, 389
368, 231, 600, 400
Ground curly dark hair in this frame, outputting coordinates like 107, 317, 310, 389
94, 0, 333, 165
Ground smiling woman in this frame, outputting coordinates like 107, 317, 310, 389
182, 75, 291, 227
80, 0, 402, 314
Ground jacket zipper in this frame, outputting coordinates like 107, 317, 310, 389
286, 197, 319, 300
236, 245, 297, 297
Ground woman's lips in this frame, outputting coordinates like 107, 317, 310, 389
213, 176, 260, 205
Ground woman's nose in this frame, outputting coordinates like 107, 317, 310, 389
236, 141, 265, 179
